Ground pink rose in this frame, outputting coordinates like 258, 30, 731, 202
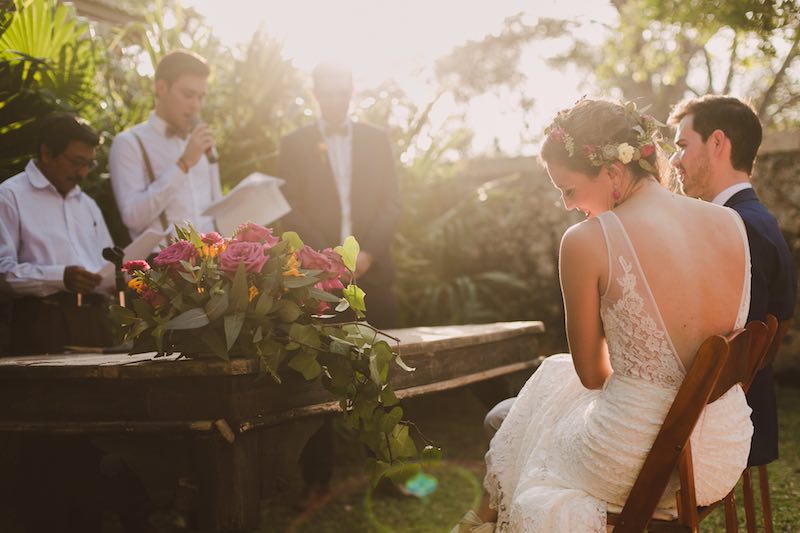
121, 260, 150, 273
640, 144, 655, 158
201, 231, 225, 246
219, 241, 269, 274
232, 222, 279, 246
153, 241, 197, 269
298, 246, 349, 291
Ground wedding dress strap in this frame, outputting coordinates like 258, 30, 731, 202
724, 207, 752, 330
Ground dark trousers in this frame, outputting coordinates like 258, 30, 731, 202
8, 293, 113, 355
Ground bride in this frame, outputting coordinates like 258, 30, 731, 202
453, 99, 753, 532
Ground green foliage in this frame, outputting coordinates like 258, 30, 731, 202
0, 0, 101, 178
112, 224, 438, 469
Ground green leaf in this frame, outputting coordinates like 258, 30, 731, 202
281, 231, 304, 251
308, 287, 342, 303
289, 323, 321, 348
276, 299, 303, 322
379, 385, 399, 406
283, 275, 320, 289
254, 292, 274, 315
109, 304, 137, 326
369, 342, 393, 385
343, 284, 366, 317
335, 298, 350, 312
204, 291, 229, 321
334, 235, 360, 272
389, 424, 418, 459
163, 307, 210, 330
252, 326, 263, 344
224, 312, 245, 350
381, 406, 403, 434
288, 350, 322, 380
199, 329, 229, 359
230, 263, 249, 313
132, 298, 154, 322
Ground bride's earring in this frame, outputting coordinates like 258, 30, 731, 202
612, 189, 621, 206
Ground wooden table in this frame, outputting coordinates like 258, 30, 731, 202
0, 321, 544, 531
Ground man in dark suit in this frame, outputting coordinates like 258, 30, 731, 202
278, 61, 401, 502
669, 95, 797, 466
279, 61, 400, 329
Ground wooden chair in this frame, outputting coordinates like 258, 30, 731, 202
607, 319, 772, 533
740, 315, 787, 533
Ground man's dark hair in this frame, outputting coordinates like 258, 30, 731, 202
668, 95, 762, 175
38, 112, 100, 159
155, 49, 210, 84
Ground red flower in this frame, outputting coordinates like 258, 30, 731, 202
121, 260, 150, 273
640, 144, 655, 158
218, 241, 269, 274
582, 144, 597, 157
153, 241, 197, 269
201, 231, 225, 246
232, 222, 279, 246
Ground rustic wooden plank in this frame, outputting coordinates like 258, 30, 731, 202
237, 357, 544, 432
0, 321, 544, 379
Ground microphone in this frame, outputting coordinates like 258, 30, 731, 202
188, 115, 218, 164
103, 246, 126, 301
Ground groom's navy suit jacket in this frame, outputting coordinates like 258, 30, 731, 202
277, 121, 400, 328
726, 187, 797, 466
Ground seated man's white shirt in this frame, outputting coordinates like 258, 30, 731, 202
109, 112, 222, 240
318, 119, 353, 243
0, 160, 114, 297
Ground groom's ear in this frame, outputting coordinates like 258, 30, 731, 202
708, 129, 728, 155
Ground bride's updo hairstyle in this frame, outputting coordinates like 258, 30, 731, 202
540, 98, 667, 184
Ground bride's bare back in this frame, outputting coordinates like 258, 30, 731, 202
604, 182, 747, 369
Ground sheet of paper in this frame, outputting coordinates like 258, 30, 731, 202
202, 172, 291, 236
98, 228, 170, 289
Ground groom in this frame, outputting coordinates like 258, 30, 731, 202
668, 95, 797, 467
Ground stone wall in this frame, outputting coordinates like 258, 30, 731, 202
753, 131, 800, 375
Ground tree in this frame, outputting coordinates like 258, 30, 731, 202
436, 1, 800, 127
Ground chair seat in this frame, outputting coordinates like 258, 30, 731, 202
607, 503, 678, 521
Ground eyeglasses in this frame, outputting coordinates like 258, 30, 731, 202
61, 154, 98, 171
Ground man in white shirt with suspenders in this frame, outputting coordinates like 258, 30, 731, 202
109, 49, 222, 240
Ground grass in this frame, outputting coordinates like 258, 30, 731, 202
259, 383, 800, 533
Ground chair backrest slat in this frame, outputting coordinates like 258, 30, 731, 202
614, 333, 736, 533
614, 318, 778, 533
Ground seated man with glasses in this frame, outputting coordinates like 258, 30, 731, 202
0, 112, 114, 355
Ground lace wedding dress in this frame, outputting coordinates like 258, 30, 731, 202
485, 211, 753, 532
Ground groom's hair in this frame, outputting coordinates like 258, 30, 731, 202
668, 96, 762, 175
155, 49, 210, 85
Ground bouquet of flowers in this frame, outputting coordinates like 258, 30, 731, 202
110, 222, 436, 469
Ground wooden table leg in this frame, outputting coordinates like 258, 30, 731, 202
195, 431, 260, 532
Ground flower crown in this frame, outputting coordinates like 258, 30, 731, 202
544, 100, 673, 174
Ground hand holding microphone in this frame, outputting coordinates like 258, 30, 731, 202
180, 116, 218, 169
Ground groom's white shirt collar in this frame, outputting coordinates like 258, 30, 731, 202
711, 182, 752, 206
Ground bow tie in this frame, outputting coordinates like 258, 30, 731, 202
165, 124, 189, 140
324, 123, 349, 137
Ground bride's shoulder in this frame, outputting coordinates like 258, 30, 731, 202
560, 217, 605, 258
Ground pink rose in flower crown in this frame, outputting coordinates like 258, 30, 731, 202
153, 241, 197, 269
232, 222, 279, 246
219, 241, 269, 274
121, 260, 150, 273
640, 144, 655, 158
201, 231, 225, 247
